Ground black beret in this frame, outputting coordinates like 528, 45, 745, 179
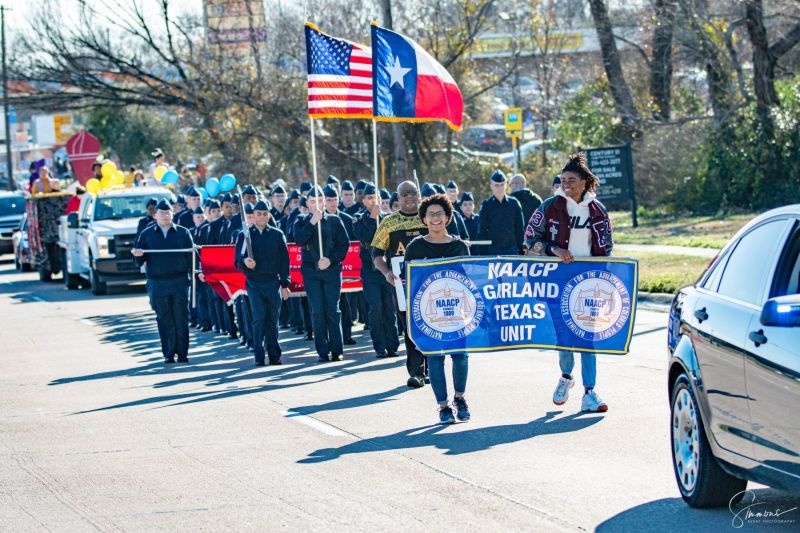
193, 206, 204, 215
390, 192, 398, 203
300, 181, 312, 193
433, 184, 446, 194
323, 184, 338, 198
242, 184, 257, 195
307, 186, 323, 198
363, 183, 376, 196
146, 197, 158, 207
354, 180, 367, 191
447, 180, 458, 189
155, 199, 172, 211
421, 183, 436, 197
326, 175, 340, 185
380, 188, 390, 200
459, 191, 474, 203
288, 189, 300, 201
552, 175, 562, 185
175, 194, 186, 204
254, 200, 270, 212
244, 203, 255, 215
490, 169, 507, 183
221, 193, 233, 203
187, 186, 201, 197
341, 180, 354, 191
271, 184, 286, 195
207, 199, 221, 209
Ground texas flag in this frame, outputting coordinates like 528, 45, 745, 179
371, 24, 463, 131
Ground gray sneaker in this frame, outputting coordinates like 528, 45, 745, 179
552, 376, 575, 405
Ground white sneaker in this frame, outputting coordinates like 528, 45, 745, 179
552, 376, 575, 405
581, 390, 608, 412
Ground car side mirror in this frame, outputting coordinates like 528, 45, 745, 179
760, 294, 800, 327
67, 212, 79, 229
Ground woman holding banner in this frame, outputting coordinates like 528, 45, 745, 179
523, 152, 613, 413
404, 194, 471, 425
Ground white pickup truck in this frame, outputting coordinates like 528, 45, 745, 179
59, 187, 174, 294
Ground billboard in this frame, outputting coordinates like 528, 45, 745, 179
204, 0, 267, 48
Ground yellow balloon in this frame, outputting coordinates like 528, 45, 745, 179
112, 170, 125, 185
100, 175, 113, 189
153, 165, 167, 181
85, 178, 101, 194
101, 161, 117, 179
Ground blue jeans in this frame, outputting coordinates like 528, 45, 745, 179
558, 351, 596, 389
302, 267, 343, 357
428, 354, 469, 404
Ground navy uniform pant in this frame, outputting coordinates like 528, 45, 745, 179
246, 279, 282, 363
339, 292, 352, 340
302, 267, 343, 357
362, 269, 398, 354
235, 295, 253, 345
147, 277, 190, 360
195, 276, 211, 329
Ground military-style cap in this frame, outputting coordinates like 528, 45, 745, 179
244, 203, 255, 214
193, 206, 204, 215
155, 199, 172, 211
300, 181, 312, 193
460, 191, 474, 203
363, 183, 376, 196
146, 197, 159, 207
341, 180, 354, 191
288, 189, 300, 201
231, 194, 240, 204
446, 180, 458, 189
271, 184, 286, 195
490, 169, 507, 183
323, 184, 339, 198
175, 194, 186, 205
221, 193, 233, 203
390, 192, 398, 204
151, 148, 164, 158
380, 188, 390, 200
326, 175, 339, 185
307, 186, 324, 198
187, 186, 201, 197
433, 184, 446, 194
354, 179, 367, 191
421, 183, 436, 198
552, 175, 561, 185
299, 197, 308, 208
242, 184, 257, 195
254, 200, 270, 212
207, 199, 221, 209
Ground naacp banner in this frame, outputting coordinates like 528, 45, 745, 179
406, 257, 638, 355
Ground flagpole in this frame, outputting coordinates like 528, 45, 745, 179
372, 118, 380, 198
309, 116, 324, 255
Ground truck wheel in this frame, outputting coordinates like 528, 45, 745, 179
90, 267, 107, 295
21, 260, 32, 272
62, 250, 80, 290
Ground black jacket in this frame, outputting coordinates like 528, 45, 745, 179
134, 223, 194, 279
204, 217, 228, 246
173, 208, 194, 230
353, 210, 380, 272
136, 215, 155, 237
234, 225, 290, 287
511, 188, 543, 228
478, 195, 524, 254
293, 213, 349, 271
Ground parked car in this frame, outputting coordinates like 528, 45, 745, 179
667, 205, 800, 507
0, 191, 27, 256
12, 213, 34, 271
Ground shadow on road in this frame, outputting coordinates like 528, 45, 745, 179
596, 488, 800, 532
299, 410, 604, 462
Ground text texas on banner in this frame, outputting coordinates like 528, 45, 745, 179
406, 257, 638, 356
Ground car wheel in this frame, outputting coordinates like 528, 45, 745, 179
21, 259, 32, 272
671, 374, 747, 507
62, 250, 80, 290
38, 266, 52, 282
90, 266, 107, 295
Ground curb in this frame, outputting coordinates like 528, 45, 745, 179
638, 291, 675, 305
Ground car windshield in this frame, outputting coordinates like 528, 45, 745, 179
0, 196, 26, 214
94, 194, 170, 221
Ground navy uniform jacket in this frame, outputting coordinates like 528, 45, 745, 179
222, 215, 242, 243
136, 215, 155, 237
204, 217, 228, 245
478, 194, 524, 253
173, 208, 193, 229
447, 210, 470, 240
344, 202, 362, 217
293, 213, 349, 272
334, 209, 354, 239
234, 225, 290, 287
134, 223, 194, 279
463, 214, 480, 242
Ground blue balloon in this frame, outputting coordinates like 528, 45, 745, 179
198, 187, 208, 201
219, 173, 237, 192
161, 169, 180, 185
206, 177, 220, 197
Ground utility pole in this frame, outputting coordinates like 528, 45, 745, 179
1, 5, 13, 191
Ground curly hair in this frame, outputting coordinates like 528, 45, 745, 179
561, 152, 599, 194
418, 193, 454, 225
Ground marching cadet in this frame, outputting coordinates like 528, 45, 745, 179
323, 184, 357, 345
294, 187, 349, 362
269, 185, 287, 221
132, 200, 194, 364
353, 184, 399, 358
347, 180, 367, 216
371, 180, 429, 388
235, 200, 290, 366
390, 192, 399, 212
289, 197, 313, 340
379, 188, 391, 214
339, 180, 356, 212
459, 192, 480, 245
477, 170, 525, 255
189, 206, 208, 330
174, 187, 202, 229
203, 198, 232, 335
445, 180, 460, 212
231, 203, 255, 350
136, 198, 158, 237
326, 175, 340, 195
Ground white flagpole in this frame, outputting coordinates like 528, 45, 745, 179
372, 118, 380, 195
309, 116, 324, 255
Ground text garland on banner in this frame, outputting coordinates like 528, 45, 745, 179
405, 257, 638, 356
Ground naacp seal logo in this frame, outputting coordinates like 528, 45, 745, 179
411, 270, 484, 341
560, 270, 631, 341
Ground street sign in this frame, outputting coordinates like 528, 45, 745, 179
585, 143, 638, 227
504, 107, 522, 138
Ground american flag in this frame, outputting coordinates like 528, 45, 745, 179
305, 23, 373, 119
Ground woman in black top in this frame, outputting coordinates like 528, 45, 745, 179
404, 194, 471, 424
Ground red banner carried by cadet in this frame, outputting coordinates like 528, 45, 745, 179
201, 243, 363, 303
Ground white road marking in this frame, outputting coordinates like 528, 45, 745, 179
31, 296, 46, 302
283, 409, 349, 437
